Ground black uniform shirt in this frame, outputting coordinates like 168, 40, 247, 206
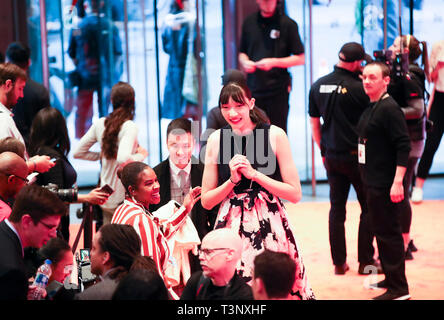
357, 96, 411, 189
239, 11, 304, 96
309, 66, 369, 158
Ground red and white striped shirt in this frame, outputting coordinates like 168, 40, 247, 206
111, 197, 189, 279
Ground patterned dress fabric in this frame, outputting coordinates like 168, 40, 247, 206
215, 124, 315, 300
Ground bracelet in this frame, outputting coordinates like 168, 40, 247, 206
229, 177, 241, 186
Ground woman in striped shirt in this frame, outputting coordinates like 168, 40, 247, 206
111, 161, 201, 295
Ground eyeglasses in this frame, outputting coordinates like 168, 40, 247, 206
38, 220, 58, 232
0, 171, 29, 185
198, 247, 230, 259
11, 174, 29, 185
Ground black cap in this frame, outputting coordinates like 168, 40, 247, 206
338, 42, 366, 62
221, 69, 247, 86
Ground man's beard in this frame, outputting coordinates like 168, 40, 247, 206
5, 90, 17, 109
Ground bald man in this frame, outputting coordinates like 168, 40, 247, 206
180, 229, 253, 300
0, 152, 29, 221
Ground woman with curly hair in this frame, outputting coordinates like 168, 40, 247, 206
74, 82, 148, 225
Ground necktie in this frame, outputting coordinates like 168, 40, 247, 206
178, 170, 188, 190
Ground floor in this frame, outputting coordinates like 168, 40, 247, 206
286, 199, 444, 300
68, 176, 444, 300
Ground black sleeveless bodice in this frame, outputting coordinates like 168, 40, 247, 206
217, 123, 282, 193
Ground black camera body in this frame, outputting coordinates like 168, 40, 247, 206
43, 183, 78, 202
373, 49, 409, 79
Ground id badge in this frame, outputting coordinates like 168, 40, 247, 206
358, 143, 366, 164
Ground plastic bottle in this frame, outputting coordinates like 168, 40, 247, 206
31, 259, 52, 300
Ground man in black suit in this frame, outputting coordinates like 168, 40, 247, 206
0, 184, 66, 300
149, 118, 217, 272
6, 42, 50, 148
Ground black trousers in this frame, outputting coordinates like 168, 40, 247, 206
325, 157, 375, 266
417, 90, 444, 179
366, 186, 409, 294
253, 89, 290, 133
396, 156, 418, 234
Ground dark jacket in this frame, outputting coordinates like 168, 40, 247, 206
149, 156, 217, 241
12, 78, 50, 148
0, 221, 28, 300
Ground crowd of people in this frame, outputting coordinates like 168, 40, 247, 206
0, 0, 443, 302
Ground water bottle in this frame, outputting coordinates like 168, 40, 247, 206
31, 259, 52, 300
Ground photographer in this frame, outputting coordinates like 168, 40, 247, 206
385, 35, 429, 260
75, 224, 141, 300
29, 107, 109, 241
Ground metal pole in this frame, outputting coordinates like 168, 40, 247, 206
153, 0, 163, 162
39, 0, 50, 89
123, 0, 130, 82
195, 0, 203, 136
140, 0, 154, 161
383, 0, 387, 49
308, 0, 316, 196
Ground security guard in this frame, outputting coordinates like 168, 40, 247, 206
309, 42, 380, 276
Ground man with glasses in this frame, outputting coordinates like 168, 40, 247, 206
180, 228, 253, 300
0, 184, 66, 300
0, 152, 29, 221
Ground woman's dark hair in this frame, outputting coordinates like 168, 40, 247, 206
29, 107, 70, 157
119, 161, 149, 196
102, 82, 135, 159
39, 237, 71, 266
112, 269, 169, 300
400, 35, 430, 82
97, 224, 141, 281
218, 82, 270, 125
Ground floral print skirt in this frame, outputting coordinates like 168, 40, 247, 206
214, 189, 315, 300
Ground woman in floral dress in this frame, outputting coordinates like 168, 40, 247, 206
201, 82, 315, 300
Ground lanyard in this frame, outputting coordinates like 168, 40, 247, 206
360, 92, 389, 139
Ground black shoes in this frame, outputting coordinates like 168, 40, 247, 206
334, 263, 350, 275
358, 260, 384, 275
405, 247, 414, 260
366, 279, 387, 290
366, 280, 411, 300
372, 290, 411, 300
408, 240, 418, 252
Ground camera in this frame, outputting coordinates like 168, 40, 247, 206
373, 49, 409, 78
75, 250, 97, 291
43, 183, 78, 202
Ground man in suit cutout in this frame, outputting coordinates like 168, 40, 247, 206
149, 118, 217, 275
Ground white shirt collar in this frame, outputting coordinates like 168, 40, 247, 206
0, 102, 13, 116
168, 157, 192, 177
